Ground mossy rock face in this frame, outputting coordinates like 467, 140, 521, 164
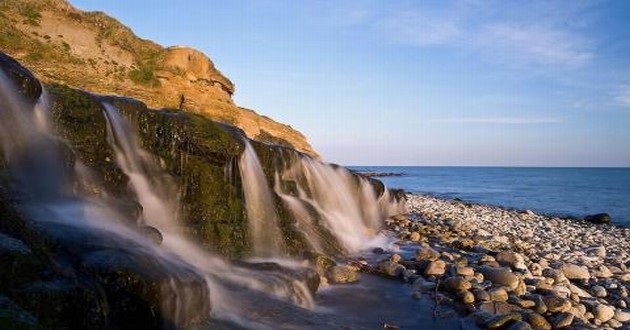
103, 97, 251, 257
47, 84, 131, 200
80, 249, 210, 329
0, 51, 41, 103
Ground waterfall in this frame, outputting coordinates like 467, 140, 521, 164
276, 156, 387, 252
236, 137, 405, 255
101, 102, 315, 320
102, 102, 178, 230
238, 139, 285, 257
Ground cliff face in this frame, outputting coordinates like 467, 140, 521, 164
0, 0, 319, 157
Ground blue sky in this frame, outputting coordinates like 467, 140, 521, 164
70, 1, 630, 166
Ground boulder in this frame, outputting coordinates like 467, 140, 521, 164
593, 304, 615, 323
377, 261, 406, 278
584, 213, 611, 224
441, 276, 472, 293
479, 266, 520, 290
326, 266, 359, 284
415, 246, 440, 261
139, 226, 163, 245
424, 260, 446, 276
561, 263, 590, 281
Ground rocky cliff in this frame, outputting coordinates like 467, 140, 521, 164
0, 0, 319, 157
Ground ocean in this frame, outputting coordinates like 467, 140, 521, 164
350, 166, 630, 227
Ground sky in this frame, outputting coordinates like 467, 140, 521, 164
69, 0, 630, 167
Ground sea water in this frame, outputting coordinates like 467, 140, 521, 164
351, 166, 630, 227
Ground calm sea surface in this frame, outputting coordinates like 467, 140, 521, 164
350, 166, 630, 227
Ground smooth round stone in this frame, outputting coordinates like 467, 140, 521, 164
415, 246, 440, 261
457, 266, 475, 277
593, 304, 615, 323
457, 290, 475, 304
608, 318, 623, 328
485, 312, 522, 328
441, 276, 472, 293
507, 320, 532, 330
326, 265, 359, 284
592, 285, 608, 298
543, 296, 572, 313
408, 232, 421, 242
526, 312, 551, 330
553, 312, 574, 328
488, 287, 509, 302
496, 251, 525, 269
479, 266, 520, 290
562, 263, 591, 280
473, 288, 491, 302
424, 260, 446, 276
389, 254, 402, 263
376, 261, 406, 278
614, 309, 630, 322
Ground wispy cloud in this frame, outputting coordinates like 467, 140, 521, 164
474, 23, 592, 67
613, 85, 630, 107
331, 1, 595, 69
429, 117, 564, 124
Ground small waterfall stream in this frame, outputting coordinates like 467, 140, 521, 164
238, 140, 285, 257
238, 142, 405, 256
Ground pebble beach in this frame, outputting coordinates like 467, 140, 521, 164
356, 194, 630, 329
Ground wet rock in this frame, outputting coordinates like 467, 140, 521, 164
303, 251, 336, 274
526, 312, 551, 330
553, 312, 574, 328
0, 296, 39, 330
139, 226, 163, 245
326, 265, 359, 284
562, 263, 590, 281
81, 249, 211, 328
542, 296, 571, 313
507, 320, 532, 330
457, 290, 475, 304
408, 232, 421, 242
485, 312, 522, 328
441, 276, 471, 293
585, 213, 611, 224
488, 287, 509, 302
0, 232, 42, 292
456, 266, 475, 277
389, 254, 402, 263
377, 261, 405, 278
424, 260, 446, 276
479, 266, 520, 290
415, 246, 440, 261
532, 295, 548, 314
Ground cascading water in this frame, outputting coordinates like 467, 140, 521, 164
101, 102, 316, 324
273, 150, 406, 254
238, 139, 285, 257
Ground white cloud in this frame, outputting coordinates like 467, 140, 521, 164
474, 23, 592, 67
613, 85, 630, 107
429, 117, 564, 124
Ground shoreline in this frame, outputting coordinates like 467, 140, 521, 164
355, 193, 630, 329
